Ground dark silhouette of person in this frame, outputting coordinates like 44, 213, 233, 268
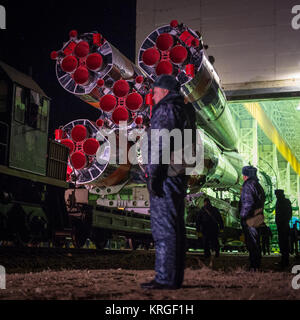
239, 166, 265, 271
196, 198, 224, 258
275, 189, 292, 268
260, 224, 272, 255
290, 223, 299, 256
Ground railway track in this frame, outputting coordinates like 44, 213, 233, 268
1, 244, 294, 276
0, 246, 141, 257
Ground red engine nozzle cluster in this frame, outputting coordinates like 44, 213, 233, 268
51, 30, 104, 86
99, 79, 146, 125
140, 20, 200, 78
51, 29, 152, 128
141, 32, 189, 76
55, 124, 100, 174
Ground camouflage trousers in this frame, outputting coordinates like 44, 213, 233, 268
149, 175, 187, 288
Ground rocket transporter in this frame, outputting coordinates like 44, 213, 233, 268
50, 20, 260, 196
48, 20, 275, 249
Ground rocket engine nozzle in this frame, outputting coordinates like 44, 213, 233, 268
86, 53, 103, 71
83, 138, 100, 156
156, 61, 173, 76
142, 48, 160, 66
99, 94, 117, 113
113, 80, 130, 98
156, 33, 174, 51
71, 151, 87, 170
125, 93, 143, 111
170, 45, 188, 64
61, 56, 78, 73
71, 125, 87, 142
74, 41, 90, 58
112, 107, 129, 124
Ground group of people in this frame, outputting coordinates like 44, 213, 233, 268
141, 74, 298, 290
238, 167, 296, 271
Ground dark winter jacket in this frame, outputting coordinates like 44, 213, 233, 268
146, 91, 195, 180
275, 196, 292, 227
196, 204, 224, 234
239, 177, 265, 220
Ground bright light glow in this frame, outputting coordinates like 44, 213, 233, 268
244, 102, 300, 176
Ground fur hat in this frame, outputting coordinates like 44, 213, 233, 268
152, 74, 180, 92
242, 165, 257, 178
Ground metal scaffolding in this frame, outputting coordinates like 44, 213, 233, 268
228, 100, 300, 216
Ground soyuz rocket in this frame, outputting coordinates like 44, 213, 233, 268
50, 20, 250, 195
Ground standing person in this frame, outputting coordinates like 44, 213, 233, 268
275, 189, 292, 268
196, 198, 224, 258
290, 223, 298, 255
140, 74, 195, 290
260, 225, 272, 255
239, 166, 265, 271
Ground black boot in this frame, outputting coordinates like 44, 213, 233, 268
140, 280, 178, 290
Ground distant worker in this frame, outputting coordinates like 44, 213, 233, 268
260, 224, 272, 255
186, 199, 198, 226
289, 223, 298, 256
275, 189, 292, 268
196, 198, 224, 258
239, 166, 265, 271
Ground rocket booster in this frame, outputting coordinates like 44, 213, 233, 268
51, 30, 153, 186
138, 21, 238, 151
51, 30, 153, 128
51, 22, 246, 192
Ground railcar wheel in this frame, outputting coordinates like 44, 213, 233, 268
53, 238, 66, 248
71, 221, 88, 248
128, 238, 140, 250
91, 228, 108, 250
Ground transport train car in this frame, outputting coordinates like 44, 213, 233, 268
0, 60, 245, 250
0, 61, 70, 246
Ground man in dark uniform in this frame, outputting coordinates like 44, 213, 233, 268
275, 189, 292, 268
239, 166, 265, 271
196, 198, 224, 258
140, 75, 195, 290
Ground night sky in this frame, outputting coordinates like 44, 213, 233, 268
0, 0, 136, 137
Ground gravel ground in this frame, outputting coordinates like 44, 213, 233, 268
1, 247, 298, 273
0, 266, 299, 300
0, 252, 299, 300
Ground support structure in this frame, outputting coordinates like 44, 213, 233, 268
228, 101, 300, 212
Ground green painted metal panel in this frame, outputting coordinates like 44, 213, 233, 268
9, 85, 49, 175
